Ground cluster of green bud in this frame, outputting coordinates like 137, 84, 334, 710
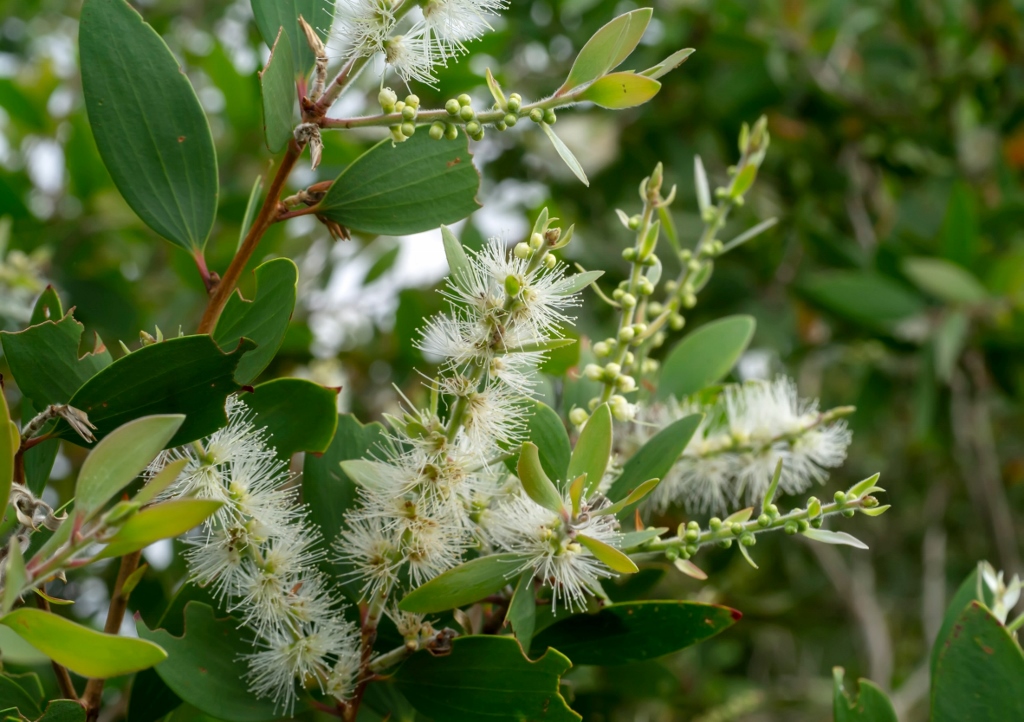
444, 94, 485, 141
582, 362, 637, 394
386, 93, 421, 143
528, 107, 557, 125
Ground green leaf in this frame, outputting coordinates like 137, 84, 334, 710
441, 225, 472, 291
558, 270, 604, 295
303, 414, 386, 587
657, 315, 755, 400
364, 243, 401, 284
37, 700, 86, 722
29, 286, 62, 325
606, 414, 702, 504
214, 259, 299, 385
394, 637, 579, 722
902, 256, 989, 305
138, 602, 284, 722
934, 311, 969, 383
576, 534, 637, 573
801, 528, 869, 549
832, 667, 898, 722
80, 0, 217, 251
317, 132, 481, 236
506, 571, 537, 651
539, 122, 589, 187
133, 458, 187, 507
578, 72, 661, 109
932, 602, 1024, 722
250, 0, 332, 76
1, 311, 112, 408
0, 674, 42, 718
930, 565, 992, 680
518, 442, 566, 515
941, 183, 978, 267
0, 608, 166, 678
2, 539, 26, 615
258, 28, 295, 153
558, 9, 653, 93
398, 554, 525, 614
238, 176, 264, 252
21, 399, 58, 496
568, 403, 611, 496
0, 391, 16, 516
597, 478, 660, 516
74, 415, 184, 518
799, 271, 926, 333
59, 335, 254, 447
641, 48, 696, 79
530, 601, 738, 665
510, 401, 571, 484
96, 500, 222, 559
239, 378, 338, 459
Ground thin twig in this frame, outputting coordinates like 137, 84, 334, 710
35, 592, 78, 699
197, 141, 303, 334
81, 551, 143, 720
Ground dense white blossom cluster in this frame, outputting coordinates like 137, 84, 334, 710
154, 398, 359, 713
331, 0, 508, 85
629, 377, 852, 514
338, 230, 625, 611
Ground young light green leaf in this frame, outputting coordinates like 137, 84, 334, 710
558, 270, 604, 295
802, 528, 869, 550
75, 415, 185, 519
558, 9, 653, 93
238, 175, 264, 253
720, 217, 778, 253
737, 543, 759, 569
902, 256, 989, 305
338, 459, 390, 492
399, 554, 524, 614
578, 72, 661, 109
1, 608, 167, 678
673, 557, 708, 580
0, 390, 16, 516
505, 571, 536, 650
441, 225, 472, 291
258, 27, 296, 154
540, 122, 589, 186
656, 315, 756, 400
619, 527, 667, 550
80, 0, 218, 252
517, 442, 566, 515
568, 474, 586, 518
502, 338, 577, 354
316, 132, 481, 236
859, 505, 891, 517
2, 539, 27, 614
640, 48, 696, 79
730, 164, 758, 198
96, 500, 223, 559
569, 403, 612, 497
761, 458, 783, 512
723, 507, 754, 525
577, 534, 638, 574
847, 472, 882, 498
694, 156, 711, 214
595, 478, 660, 516
658, 205, 681, 255
485, 68, 506, 108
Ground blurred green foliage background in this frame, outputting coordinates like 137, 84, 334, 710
2, 0, 1024, 720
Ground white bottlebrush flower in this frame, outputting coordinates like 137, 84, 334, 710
420, 0, 508, 60
332, 0, 397, 60
626, 377, 852, 514
384, 30, 440, 86
486, 491, 622, 611
336, 515, 403, 598
459, 382, 527, 459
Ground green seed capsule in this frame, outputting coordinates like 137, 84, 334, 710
457, 93, 472, 107
401, 122, 416, 137
402, 105, 416, 121
378, 87, 398, 112
495, 120, 507, 131
429, 122, 445, 140
444, 123, 459, 140
459, 104, 475, 121
543, 108, 557, 124
507, 94, 521, 112
529, 108, 544, 123
445, 99, 461, 116
465, 120, 482, 137
504, 113, 518, 127
405, 94, 420, 108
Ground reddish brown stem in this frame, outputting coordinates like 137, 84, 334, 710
81, 551, 143, 720
197, 140, 304, 334
343, 603, 380, 722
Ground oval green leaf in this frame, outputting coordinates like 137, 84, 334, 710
568, 403, 611, 496
394, 636, 579, 722
80, 0, 218, 251
540, 122, 589, 187
657, 315, 756, 400
75, 415, 185, 518
558, 9, 653, 94
506, 400, 571, 485
0, 608, 167, 678
398, 554, 524, 614
578, 72, 661, 109
214, 258, 299, 385
902, 256, 989, 305
530, 601, 739, 665
932, 602, 1024, 722
251, 0, 332, 76
798, 271, 925, 333
832, 667, 898, 722
517, 442, 566, 515
0, 390, 16, 517
316, 132, 481, 236
576, 534, 637, 574
506, 571, 537, 650
258, 28, 296, 154
606, 413, 702, 505
239, 378, 339, 459
97, 500, 222, 559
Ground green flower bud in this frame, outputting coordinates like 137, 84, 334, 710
797, 520, 810, 532
568, 407, 589, 426
652, 331, 666, 347
618, 327, 635, 343
465, 120, 482, 137
647, 302, 664, 316
513, 242, 531, 259
641, 359, 659, 374
401, 122, 416, 137
665, 547, 679, 562
389, 125, 405, 142
718, 539, 733, 549
810, 517, 823, 528
593, 341, 611, 357
731, 522, 744, 536
495, 120, 507, 131
609, 394, 635, 421
616, 375, 637, 392
394, 100, 405, 113
612, 288, 625, 301
457, 93, 472, 107
604, 362, 621, 377
445, 99, 461, 116
621, 293, 637, 308
529, 108, 544, 123
622, 247, 637, 261
460, 105, 476, 121
444, 123, 459, 140
429, 121, 445, 140
504, 113, 518, 127
766, 503, 779, 516
504, 274, 521, 296
842, 509, 856, 518
687, 259, 701, 273
379, 87, 398, 112
834, 491, 847, 504
740, 532, 756, 547
708, 517, 723, 531
784, 521, 798, 535
664, 280, 678, 294
543, 108, 557, 124
627, 215, 641, 230
402, 104, 417, 121
669, 314, 685, 331
530, 232, 544, 250
639, 279, 654, 296
757, 514, 770, 528
684, 528, 699, 543
584, 363, 603, 381
543, 253, 557, 269
405, 94, 420, 108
